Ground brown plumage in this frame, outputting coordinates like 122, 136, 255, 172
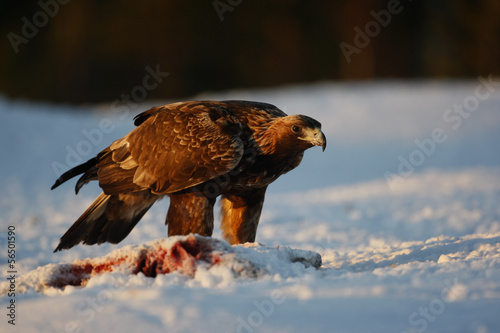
51, 100, 326, 252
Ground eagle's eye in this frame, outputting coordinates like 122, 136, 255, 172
291, 125, 302, 134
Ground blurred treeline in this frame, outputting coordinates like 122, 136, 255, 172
1, 0, 499, 105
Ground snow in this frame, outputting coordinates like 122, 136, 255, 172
0, 235, 321, 295
1, 79, 500, 332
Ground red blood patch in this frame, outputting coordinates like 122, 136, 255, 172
47, 236, 223, 289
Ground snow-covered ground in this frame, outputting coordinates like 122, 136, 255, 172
1, 79, 500, 332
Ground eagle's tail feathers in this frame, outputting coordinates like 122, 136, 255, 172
53, 192, 156, 252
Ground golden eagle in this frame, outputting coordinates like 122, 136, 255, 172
52, 100, 326, 251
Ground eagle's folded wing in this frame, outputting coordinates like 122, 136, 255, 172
96, 103, 245, 195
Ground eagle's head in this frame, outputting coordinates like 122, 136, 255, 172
271, 115, 327, 153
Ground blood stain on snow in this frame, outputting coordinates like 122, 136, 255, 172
46, 236, 224, 289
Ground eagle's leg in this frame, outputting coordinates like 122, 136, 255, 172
220, 187, 267, 245
166, 191, 216, 237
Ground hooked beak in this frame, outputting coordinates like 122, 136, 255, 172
312, 128, 327, 151
298, 126, 327, 151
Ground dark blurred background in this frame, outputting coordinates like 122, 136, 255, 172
1, 0, 499, 105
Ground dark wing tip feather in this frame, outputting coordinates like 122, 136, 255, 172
53, 243, 65, 253
222, 100, 278, 110
51, 177, 64, 191
51, 158, 98, 192
133, 106, 164, 126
